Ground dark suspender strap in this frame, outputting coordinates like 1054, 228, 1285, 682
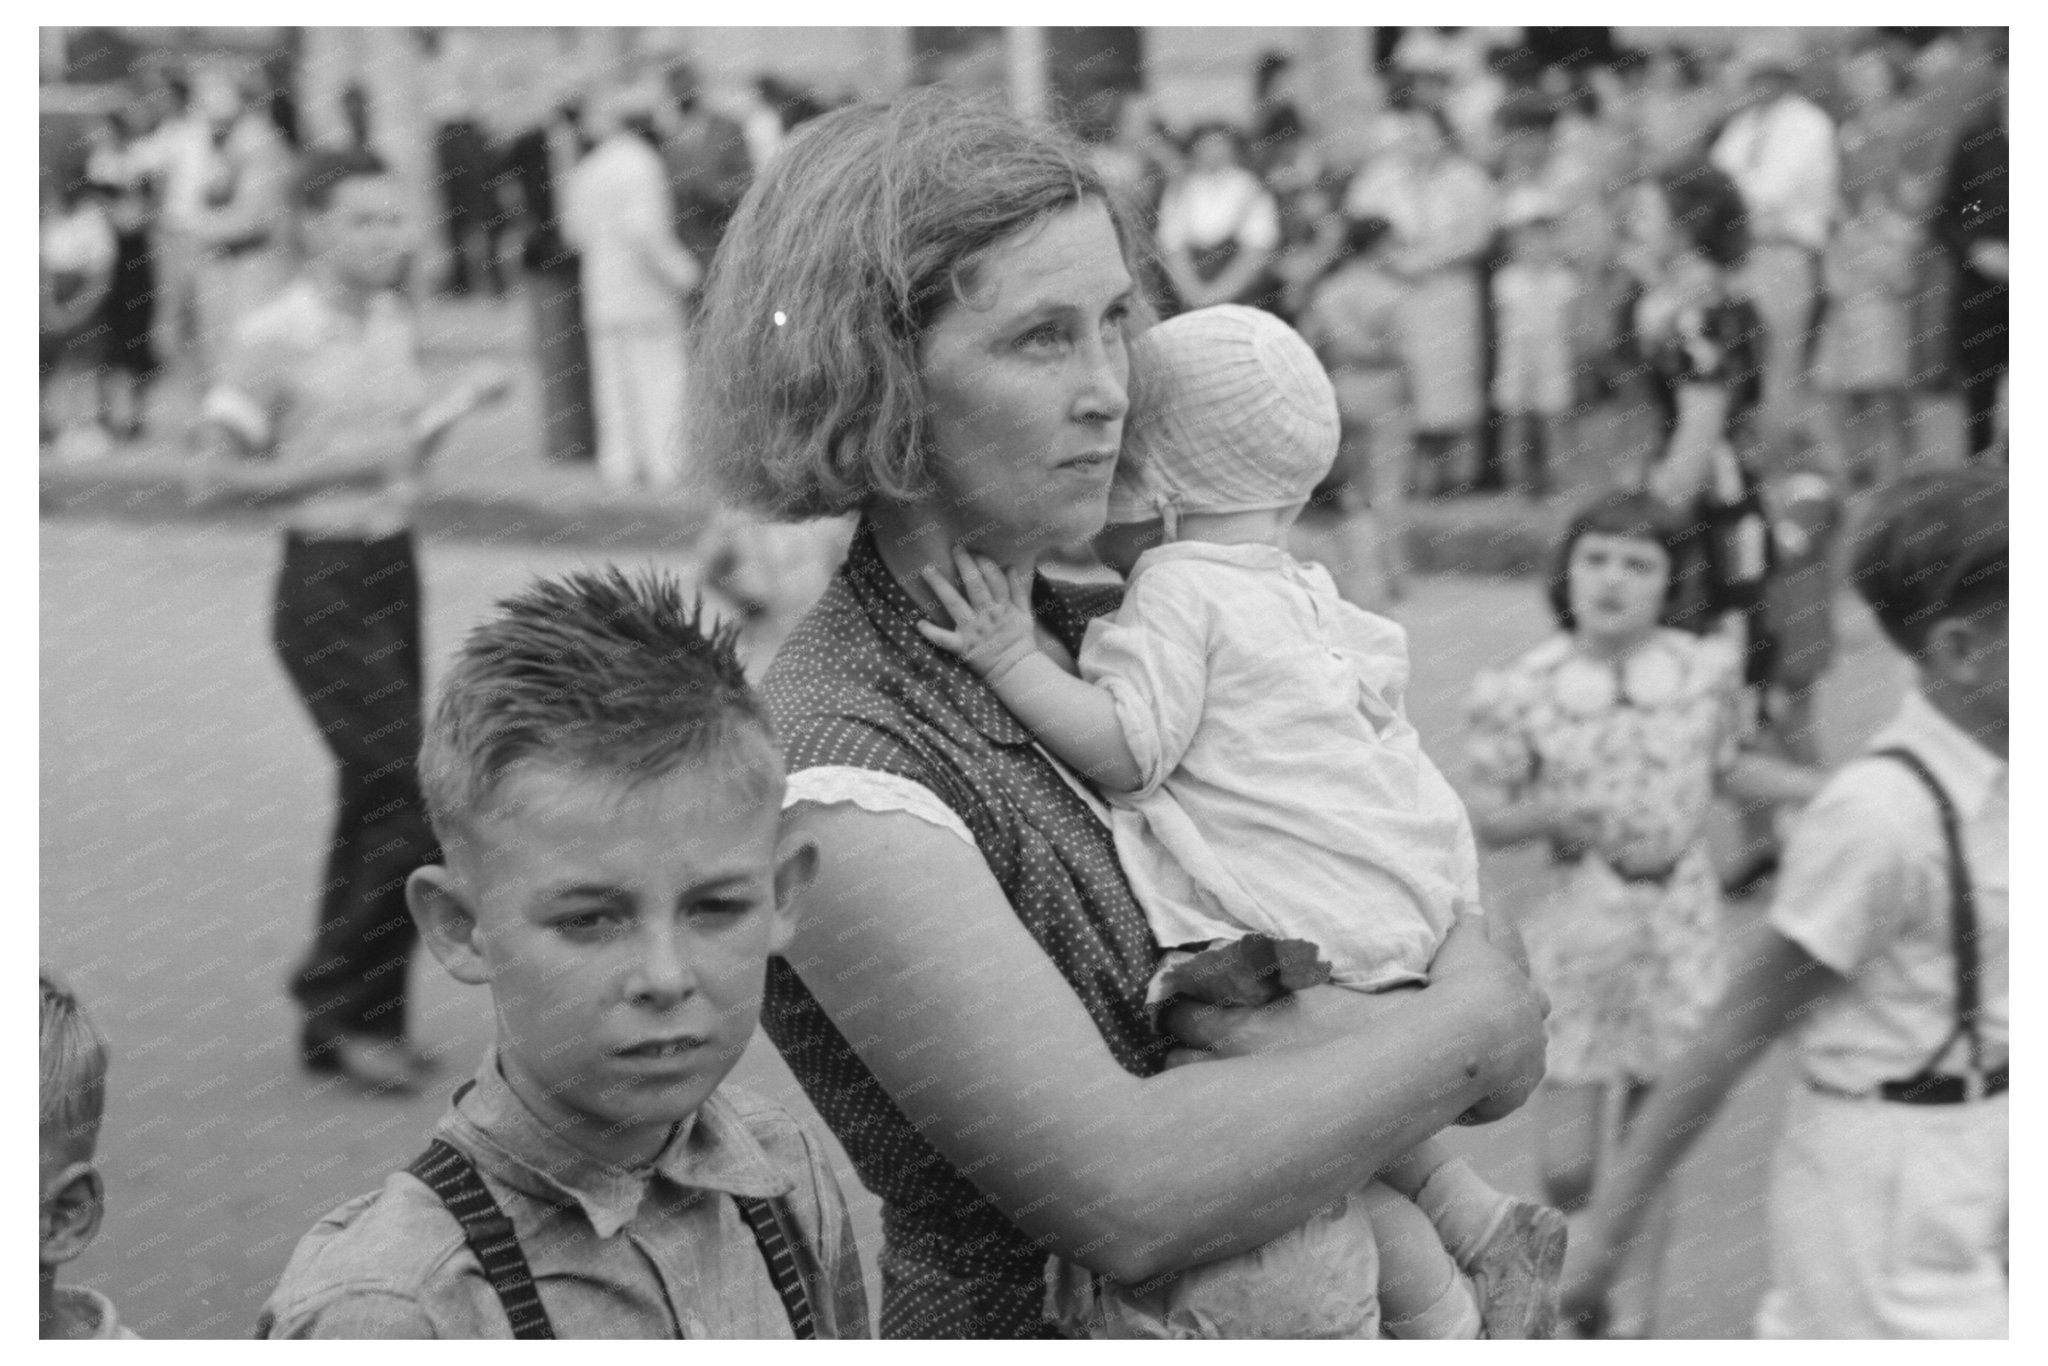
407, 1139, 557, 1340
732, 1194, 818, 1339
1871, 748, 1984, 1075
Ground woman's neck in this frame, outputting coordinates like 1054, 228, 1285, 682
867, 502, 1041, 621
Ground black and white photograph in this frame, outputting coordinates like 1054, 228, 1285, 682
37, 19, 2011, 1342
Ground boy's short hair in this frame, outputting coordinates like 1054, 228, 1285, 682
1849, 469, 2008, 658
40, 972, 108, 1160
418, 567, 778, 845
1547, 488, 1689, 629
295, 148, 390, 215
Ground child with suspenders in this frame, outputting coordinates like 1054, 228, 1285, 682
259, 570, 870, 1338
1562, 470, 2009, 1337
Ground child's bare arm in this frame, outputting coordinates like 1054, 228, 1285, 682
915, 549, 1144, 792
1721, 750, 1826, 808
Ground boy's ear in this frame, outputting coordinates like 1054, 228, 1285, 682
767, 834, 819, 956
408, 865, 491, 987
40, 1161, 103, 1267
1924, 616, 1992, 684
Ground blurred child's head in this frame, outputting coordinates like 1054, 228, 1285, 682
40, 972, 108, 1273
1849, 469, 2007, 739
411, 568, 813, 1166
1102, 305, 1339, 573
296, 149, 412, 293
1548, 489, 1686, 644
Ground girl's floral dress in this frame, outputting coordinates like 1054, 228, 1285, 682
1464, 628, 1744, 1085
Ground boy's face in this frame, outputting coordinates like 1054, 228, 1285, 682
304, 173, 413, 293
413, 748, 808, 1167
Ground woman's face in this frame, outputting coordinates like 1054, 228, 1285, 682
916, 199, 1136, 561
1567, 532, 1670, 646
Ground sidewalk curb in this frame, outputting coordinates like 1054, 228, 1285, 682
39, 460, 714, 556
40, 459, 1562, 575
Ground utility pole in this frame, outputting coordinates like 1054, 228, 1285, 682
1005, 26, 1048, 121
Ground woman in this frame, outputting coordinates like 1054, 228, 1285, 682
690, 90, 1549, 1339
83, 106, 161, 439
560, 82, 700, 494
1624, 167, 1773, 686
1935, 64, 2007, 462
1345, 107, 1495, 496
1267, 154, 1349, 327
1153, 123, 1284, 314
1623, 162, 1826, 894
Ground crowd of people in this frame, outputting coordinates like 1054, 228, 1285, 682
1088, 29, 2008, 603
42, 26, 2007, 1344
36, 40, 841, 492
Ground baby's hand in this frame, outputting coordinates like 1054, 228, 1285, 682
915, 547, 1040, 683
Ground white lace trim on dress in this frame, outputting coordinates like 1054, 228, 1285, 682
783, 766, 980, 852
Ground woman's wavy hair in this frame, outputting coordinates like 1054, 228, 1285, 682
1657, 161, 1751, 270
689, 88, 1159, 521
1546, 487, 1690, 630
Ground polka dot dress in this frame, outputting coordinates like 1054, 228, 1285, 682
758, 523, 1170, 1339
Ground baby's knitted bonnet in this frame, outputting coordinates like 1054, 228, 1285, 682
1109, 304, 1341, 534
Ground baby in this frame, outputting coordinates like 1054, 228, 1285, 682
920, 305, 1564, 1339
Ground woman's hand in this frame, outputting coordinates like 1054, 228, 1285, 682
1160, 981, 1412, 1066
1427, 912, 1549, 1123
915, 546, 1040, 682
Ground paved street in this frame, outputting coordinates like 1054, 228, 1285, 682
41, 512, 1914, 1339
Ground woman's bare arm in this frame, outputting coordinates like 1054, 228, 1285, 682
782, 801, 1546, 1285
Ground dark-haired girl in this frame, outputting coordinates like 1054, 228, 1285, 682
1462, 490, 1821, 1334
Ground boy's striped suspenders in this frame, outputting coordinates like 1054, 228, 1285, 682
406, 1138, 820, 1339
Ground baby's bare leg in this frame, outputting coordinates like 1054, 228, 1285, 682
1383, 1137, 1568, 1339
1361, 1180, 1480, 1339
1382, 1136, 1500, 1258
